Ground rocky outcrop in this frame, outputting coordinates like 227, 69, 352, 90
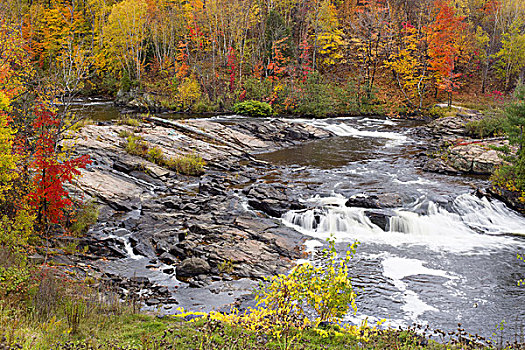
243, 183, 305, 217
417, 109, 508, 176
422, 139, 507, 175
67, 116, 332, 308
447, 141, 505, 174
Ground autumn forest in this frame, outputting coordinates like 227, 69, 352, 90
2, 0, 525, 116
1, 0, 525, 349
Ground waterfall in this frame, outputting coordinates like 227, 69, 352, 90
282, 193, 524, 252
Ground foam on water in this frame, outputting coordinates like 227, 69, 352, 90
382, 257, 458, 320
282, 193, 524, 253
286, 118, 408, 146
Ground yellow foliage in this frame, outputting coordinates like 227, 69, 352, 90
174, 237, 362, 350
318, 30, 345, 66
103, 0, 149, 81
177, 75, 202, 110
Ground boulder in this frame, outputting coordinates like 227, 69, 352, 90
243, 183, 304, 217
364, 211, 391, 231
345, 193, 402, 209
176, 257, 211, 277
447, 142, 505, 175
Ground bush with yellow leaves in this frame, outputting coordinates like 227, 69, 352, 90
177, 236, 360, 350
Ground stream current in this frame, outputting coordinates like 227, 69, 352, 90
256, 115, 525, 340
79, 101, 525, 340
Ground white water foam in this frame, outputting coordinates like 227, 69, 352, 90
286, 118, 408, 146
282, 193, 524, 253
382, 257, 458, 320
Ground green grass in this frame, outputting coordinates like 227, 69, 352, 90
117, 117, 142, 127
0, 308, 501, 350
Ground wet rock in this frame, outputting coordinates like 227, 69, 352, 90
365, 211, 390, 231
346, 195, 381, 209
162, 196, 182, 210
176, 257, 211, 277
422, 158, 459, 174
130, 276, 150, 285
244, 183, 303, 217
132, 241, 156, 258
346, 193, 401, 209
181, 202, 201, 214
163, 267, 174, 274
146, 298, 161, 306
199, 176, 227, 196
159, 252, 177, 265
487, 186, 525, 214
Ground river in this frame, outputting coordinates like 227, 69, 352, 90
78, 101, 525, 342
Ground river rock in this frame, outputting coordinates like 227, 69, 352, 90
244, 183, 304, 217
176, 257, 211, 277
448, 143, 503, 174
345, 193, 402, 209
364, 211, 391, 231
487, 186, 525, 214
425, 140, 507, 175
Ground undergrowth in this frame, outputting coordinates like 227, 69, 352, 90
120, 130, 205, 176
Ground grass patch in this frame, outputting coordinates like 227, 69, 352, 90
117, 117, 142, 127
165, 153, 205, 176
0, 310, 509, 349
119, 131, 205, 176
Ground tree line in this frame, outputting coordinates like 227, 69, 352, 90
0, 0, 524, 115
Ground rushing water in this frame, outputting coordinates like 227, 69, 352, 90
81, 104, 524, 340
258, 116, 525, 340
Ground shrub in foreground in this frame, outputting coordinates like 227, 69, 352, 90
233, 100, 273, 117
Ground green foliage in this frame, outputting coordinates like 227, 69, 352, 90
293, 73, 334, 117
233, 100, 274, 117
218, 259, 234, 274
120, 71, 133, 92
125, 134, 148, 157
495, 86, 525, 191
494, 22, 525, 89
466, 114, 506, 138
147, 146, 164, 164
179, 236, 361, 350
193, 96, 218, 113
117, 117, 141, 127
243, 78, 273, 101
256, 236, 358, 326
69, 201, 99, 236
165, 154, 206, 176
289, 74, 361, 117
64, 297, 86, 335
426, 106, 446, 119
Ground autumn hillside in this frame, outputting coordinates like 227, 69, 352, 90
1, 0, 524, 116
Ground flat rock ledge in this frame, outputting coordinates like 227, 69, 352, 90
65, 116, 333, 309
